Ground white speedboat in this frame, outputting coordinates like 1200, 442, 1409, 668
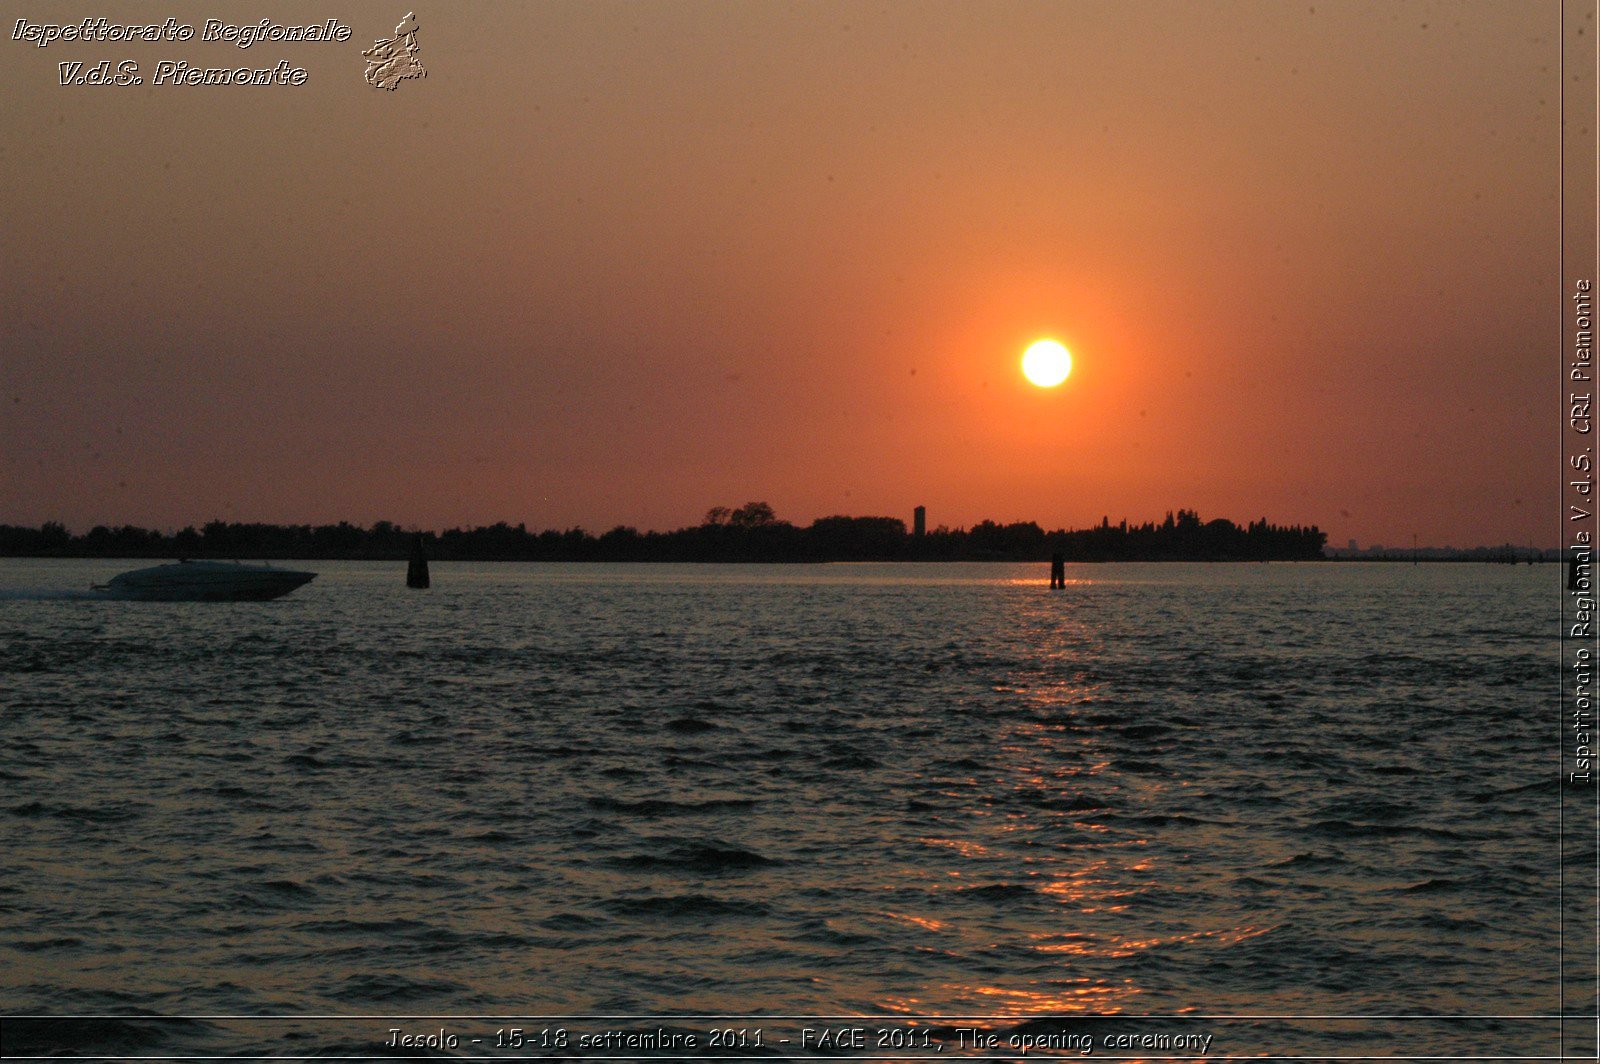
94, 560, 317, 601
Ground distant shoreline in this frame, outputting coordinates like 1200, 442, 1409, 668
2, 509, 1333, 564
0, 511, 1559, 564
0, 555, 1562, 565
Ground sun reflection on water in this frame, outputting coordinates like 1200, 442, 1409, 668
878, 977, 1140, 1017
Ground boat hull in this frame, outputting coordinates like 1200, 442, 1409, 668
99, 562, 317, 602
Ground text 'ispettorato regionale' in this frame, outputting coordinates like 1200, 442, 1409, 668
13, 17, 353, 48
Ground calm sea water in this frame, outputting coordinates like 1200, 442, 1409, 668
0, 560, 1566, 1057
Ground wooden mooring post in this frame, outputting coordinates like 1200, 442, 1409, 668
407, 533, 430, 589
1049, 552, 1065, 590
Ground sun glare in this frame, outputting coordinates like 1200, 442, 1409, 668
1022, 340, 1072, 388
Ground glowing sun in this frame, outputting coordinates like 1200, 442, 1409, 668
1022, 339, 1072, 387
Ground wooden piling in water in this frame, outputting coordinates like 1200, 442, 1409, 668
1049, 552, 1065, 590
407, 534, 430, 589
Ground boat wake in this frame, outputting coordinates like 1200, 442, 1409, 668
0, 588, 111, 601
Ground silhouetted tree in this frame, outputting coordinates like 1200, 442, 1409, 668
729, 501, 777, 527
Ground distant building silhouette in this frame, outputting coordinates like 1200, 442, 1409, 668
913, 506, 926, 537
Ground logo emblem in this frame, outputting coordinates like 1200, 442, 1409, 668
363, 12, 425, 90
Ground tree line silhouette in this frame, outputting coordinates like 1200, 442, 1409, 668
0, 506, 1326, 562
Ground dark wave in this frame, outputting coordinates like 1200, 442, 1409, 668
588, 795, 756, 817
602, 894, 771, 919
606, 841, 780, 872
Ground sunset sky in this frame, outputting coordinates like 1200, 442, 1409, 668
1, 1, 1566, 547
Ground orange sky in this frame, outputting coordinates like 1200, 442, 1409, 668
0, 1, 1566, 547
